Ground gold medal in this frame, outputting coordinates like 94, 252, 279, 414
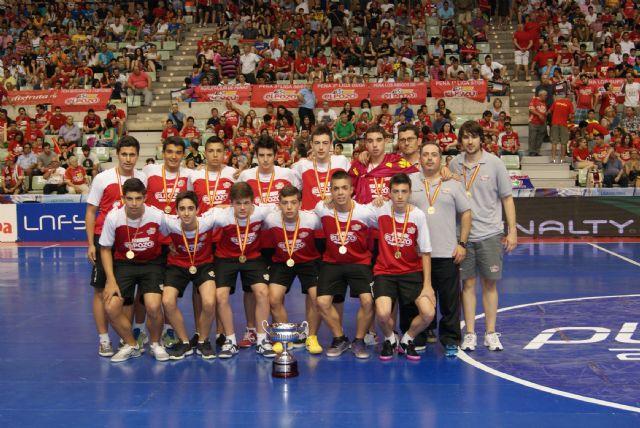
257, 169, 276, 205
339, 245, 347, 255
286, 258, 295, 267
126, 250, 135, 260
281, 214, 300, 269
427, 206, 435, 215
466, 191, 472, 198
164, 205, 172, 214
124, 210, 143, 262
162, 165, 180, 212
239, 255, 247, 263
205, 165, 222, 209
334, 202, 354, 257
313, 158, 331, 200
391, 207, 410, 260
189, 265, 197, 274
394, 251, 402, 259
181, 221, 200, 275
235, 213, 251, 265
463, 164, 480, 199
424, 179, 442, 216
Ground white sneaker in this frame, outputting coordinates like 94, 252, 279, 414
461, 333, 477, 351
99, 341, 114, 357
150, 343, 170, 361
484, 332, 504, 351
111, 344, 142, 363
364, 331, 379, 346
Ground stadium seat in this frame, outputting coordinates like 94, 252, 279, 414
94, 147, 110, 162
202, 132, 215, 143
148, 71, 157, 82
501, 155, 520, 170
340, 144, 353, 158
127, 95, 142, 107
74, 147, 83, 157
445, 44, 459, 53
159, 51, 171, 61
426, 16, 439, 27
162, 40, 176, 51
0, 147, 8, 161
106, 42, 118, 51
578, 168, 588, 187
30, 176, 46, 193
477, 43, 491, 54
427, 27, 440, 37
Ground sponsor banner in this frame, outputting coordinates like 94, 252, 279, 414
7, 90, 56, 105
250, 84, 305, 108
194, 85, 251, 103
51, 89, 113, 112
587, 78, 640, 103
313, 83, 369, 107
430, 80, 488, 102
0, 195, 86, 204
0, 204, 17, 242
510, 173, 534, 190
513, 196, 639, 237
17, 203, 87, 242
368, 82, 428, 105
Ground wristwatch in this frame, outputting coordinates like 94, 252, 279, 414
458, 241, 467, 248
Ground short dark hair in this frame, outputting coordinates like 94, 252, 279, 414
175, 190, 198, 208
255, 135, 277, 154
420, 141, 442, 155
230, 182, 254, 201
311, 124, 332, 141
397, 124, 420, 138
116, 136, 141, 154
279, 185, 301, 201
364, 124, 388, 139
205, 135, 225, 150
389, 173, 412, 189
163, 136, 186, 152
330, 170, 352, 185
458, 120, 484, 141
122, 178, 146, 195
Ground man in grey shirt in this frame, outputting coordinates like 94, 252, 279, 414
404, 125, 472, 357
15, 142, 38, 191
297, 80, 317, 127
58, 115, 83, 147
36, 142, 59, 176
448, 121, 517, 352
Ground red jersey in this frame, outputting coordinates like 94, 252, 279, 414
99, 205, 163, 262
160, 213, 216, 268
572, 146, 590, 162
86, 167, 148, 235
574, 84, 595, 110
233, 136, 252, 153
292, 155, 351, 211
314, 201, 377, 265
15, 114, 30, 130
83, 114, 102, 130
528, 97, 547, 126
64, 165, 87, 185
592, 144, 610, 162
222, 109, 240, 128
2, 164, 23, 188
180, 126, 200, 139
107, 109, 126, 123
211, 205, 272, 260
191, 165, 237, 214
349, 153, 418, 204
238, 166, 301, 207
35, 111, 52, 129
50, 113, 67, 131
599, 92, 617, 117
616, 145, 631, 162
161, 127, 180, 140
436, 132, 457, 152
549, 98, 575, 126
274, 134, 293, 151
143, 164, 193, 214
499, 131, 520, 152
373, 202, 431, 276
263, 211, 322, 264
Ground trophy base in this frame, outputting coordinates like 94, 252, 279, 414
272, 360, 299, 378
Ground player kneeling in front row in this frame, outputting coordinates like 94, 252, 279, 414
373, 174, 436, 361
100, 178, 169, 362
264, 185, 325, 354
160, 191, 218, 360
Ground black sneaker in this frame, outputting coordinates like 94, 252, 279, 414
189, 333, 199, 349
379, 340, 395, 361
413, 331, 428, 351
426, 329, 438, 344
168, 342, 193, 360
325, 336, 350, 357
215, 333, 226, 348
196, 340, 216, 359
400, 341, 421, 361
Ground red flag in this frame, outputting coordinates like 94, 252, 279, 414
349, 153, 418, 204
52, 137, 62, 155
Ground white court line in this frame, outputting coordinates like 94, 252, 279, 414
40, 244, 59, 250
589, 243, 640, 267
459, 294, 640, 414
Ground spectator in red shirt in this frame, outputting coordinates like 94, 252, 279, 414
48, 106, 67, 133
573, 74, 595, 123
179, 116, 201, 144
531, 42, 557, 76
126, 64, 153, 106
1, 155, 24, 194
548, 94, 575, 163
498, 122, 520, 155
83, 109, 103, 135
572, 137, 595, 171
106, 104, 127, 138
528, 90, 548, 156
161, 119, 180, 143
513, 23, 533, 81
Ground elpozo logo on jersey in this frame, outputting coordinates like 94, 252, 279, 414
459, 295, 640, 412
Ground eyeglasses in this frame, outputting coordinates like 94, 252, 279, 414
398, 137, 418, 144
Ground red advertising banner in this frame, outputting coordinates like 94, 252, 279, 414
7, 90, 55, 105
586, 78, 639, 103
313, 83, 369, 107
195, 85, 251, 103
51, 89, 113, 112
250, 84, 305, 108
430, 80, 488, 102
368, 82, 428, 105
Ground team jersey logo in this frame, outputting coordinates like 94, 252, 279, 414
231, 232, 258, 246
329, 232, 357, 245
383, 233, 412, 247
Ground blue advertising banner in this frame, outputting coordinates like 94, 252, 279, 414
17, 203, 87, 242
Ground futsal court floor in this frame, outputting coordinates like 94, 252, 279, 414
0, 239, 639, 427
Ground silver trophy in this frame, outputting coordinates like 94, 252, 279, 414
262, 320, 308, 378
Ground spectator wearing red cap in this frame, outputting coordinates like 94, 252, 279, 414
1, 154, 24, 195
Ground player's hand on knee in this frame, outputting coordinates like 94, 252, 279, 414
87, 245, 96, 265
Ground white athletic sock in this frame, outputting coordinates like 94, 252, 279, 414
257, 333, 267, 344
99, 333, 110, 344
162, 324, 171, 332
385, 334, 396, 345
227, 334, 237, 345
247, 326, 256, 332
401, 333, 413, 345
133, 322, 146, 332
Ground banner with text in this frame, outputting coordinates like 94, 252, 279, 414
51, 89, 113, 112
368, 82, 428, 105
250, 84, 305, 108
195, 85, 251, 103
7, 90, 55, 105
312, 83, 369, 107
0, 204, 17, 242
430, 80, 488, 102
587, 78, 640, 103
17, 203, 86, 242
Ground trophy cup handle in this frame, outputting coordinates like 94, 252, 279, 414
300, 321, 309, 331
261, 319, 270, 334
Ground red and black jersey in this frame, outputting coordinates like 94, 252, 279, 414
263, 211, 322, 264
99, 205, 163, 262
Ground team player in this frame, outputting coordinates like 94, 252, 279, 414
449, 121, 518, 352
142, 136, 192, 348
99, 178, 168, 362
372, 174, 435, 361
213, 182, 276, 359
86, 137, 147, 357
410, 139, 472, 357
292, 125, 350, 211
160, 191, 218, 360
263, 185, 324, 354
314, 171, 377, 359
190, 135, 237, 347
237, 136, 300, 348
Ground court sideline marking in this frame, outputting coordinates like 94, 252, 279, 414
588, 243, 640, 267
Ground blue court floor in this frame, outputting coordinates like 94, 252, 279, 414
0, 241, 639, 427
